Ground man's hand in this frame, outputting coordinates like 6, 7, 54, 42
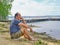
29, 27, 33, 32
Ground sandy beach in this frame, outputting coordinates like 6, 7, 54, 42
0, 22, 60, 45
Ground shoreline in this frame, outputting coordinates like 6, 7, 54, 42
0, 22, 60, 45
0, 18, 60, 23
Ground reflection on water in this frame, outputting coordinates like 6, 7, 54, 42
28, 21, 60, 40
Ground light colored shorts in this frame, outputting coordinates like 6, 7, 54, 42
11, 30, 23, 39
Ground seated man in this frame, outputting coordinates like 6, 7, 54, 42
10, 12, 33, 40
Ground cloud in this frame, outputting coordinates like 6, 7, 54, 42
11, 0, 60, 16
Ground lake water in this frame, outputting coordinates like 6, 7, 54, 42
8, 16, 60, 40
28, 21, 60, 40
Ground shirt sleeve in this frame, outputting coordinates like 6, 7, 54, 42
13, 20, 22, 25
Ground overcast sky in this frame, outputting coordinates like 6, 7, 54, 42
11, 0, 60, 16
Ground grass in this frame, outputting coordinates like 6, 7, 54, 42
35, 39, 49, 45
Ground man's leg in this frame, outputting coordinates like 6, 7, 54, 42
21, 28, 32, 40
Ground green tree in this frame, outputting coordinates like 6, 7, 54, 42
0, 0, 14, 20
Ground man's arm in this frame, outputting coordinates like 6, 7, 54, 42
20, 16, 26, 23
18, 23, 33, 32
29, 27, 33, 32
18, 23, 29, 28
19, 16, 33, 32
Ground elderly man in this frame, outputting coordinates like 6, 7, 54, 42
10, 12, 33, 40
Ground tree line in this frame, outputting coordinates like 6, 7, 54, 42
0, 0, 14, 20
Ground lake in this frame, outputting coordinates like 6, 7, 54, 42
8, 16, 60, 40
28, 21, 60, 40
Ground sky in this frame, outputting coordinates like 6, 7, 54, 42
11, 0, 60, 16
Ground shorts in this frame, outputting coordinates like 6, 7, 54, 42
11, 30, 23, 39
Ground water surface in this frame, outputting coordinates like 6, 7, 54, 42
28, 21, 60, 40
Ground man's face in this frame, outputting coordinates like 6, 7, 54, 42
17, 13, 22, 20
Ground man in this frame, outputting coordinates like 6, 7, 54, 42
10, 12, 33, 40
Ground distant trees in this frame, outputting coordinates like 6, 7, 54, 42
0, 0, 14, 20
